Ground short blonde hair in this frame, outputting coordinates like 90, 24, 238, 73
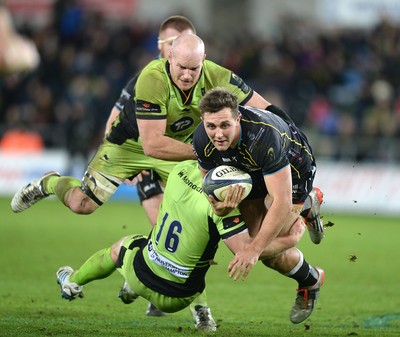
159, 15, 196, 35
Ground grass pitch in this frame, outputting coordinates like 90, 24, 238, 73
0, 197, 399, 336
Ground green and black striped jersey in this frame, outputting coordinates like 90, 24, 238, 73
134, 160, 247, 297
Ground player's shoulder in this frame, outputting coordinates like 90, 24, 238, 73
143, 58, 165, 69
172, 160, 198, 173
139, 59, 167, 77
202, 61, 252, 98
240, 106, 289, 142
136, 59, 169, 93
167, 160, 204, 196
170, 160, 201, 182
239, 105, 265, 121
123, 74, 140, 93
203, 59, 222, 68
202, 59, 230, 75
241, 105, 281, 122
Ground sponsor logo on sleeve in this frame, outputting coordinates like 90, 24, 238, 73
136, 100, 161, 113
222, 215, 244, 229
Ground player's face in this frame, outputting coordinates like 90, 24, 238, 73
168, 48, 204, 92
202, 108, 241, 151
158, 28, 194, 58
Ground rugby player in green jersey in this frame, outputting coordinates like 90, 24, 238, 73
102, 15, 199, 318
55, 160, 306, 332
103, 16, 196, 229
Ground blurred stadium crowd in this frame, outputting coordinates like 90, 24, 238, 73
1, 1, 400, 163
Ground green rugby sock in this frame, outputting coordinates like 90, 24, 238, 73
51, 177, 81, 202
42, 175, 61, 194
70, 247, 116, 285
190, 290, 209, 308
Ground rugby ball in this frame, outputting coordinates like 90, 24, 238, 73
202, 165, 252, 201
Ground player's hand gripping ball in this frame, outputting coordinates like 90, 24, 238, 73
202, 165, 252, 201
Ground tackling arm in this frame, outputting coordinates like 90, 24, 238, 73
138, 118, 196, 160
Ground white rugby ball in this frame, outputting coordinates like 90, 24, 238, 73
202, 165, 252, 201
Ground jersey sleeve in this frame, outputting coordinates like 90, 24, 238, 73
212, 208, 248, 240
134, 60, 169, 120
228, 72, 254, 105
204, 61, 253, 105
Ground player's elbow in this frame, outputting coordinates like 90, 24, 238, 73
267, 195, 292, 214
283, 201, 293, 214
142, 146, 156, 157
141, 141, 161, 158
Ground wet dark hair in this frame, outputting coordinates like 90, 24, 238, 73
199, 87, 239, 117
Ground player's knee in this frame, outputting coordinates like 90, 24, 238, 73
68, 201, 97, 214
261, 248, 293, 271
66, 188, 98, 214
110, 237, 127, 262
261, 254, 281, 269
77, 169, 120, 211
